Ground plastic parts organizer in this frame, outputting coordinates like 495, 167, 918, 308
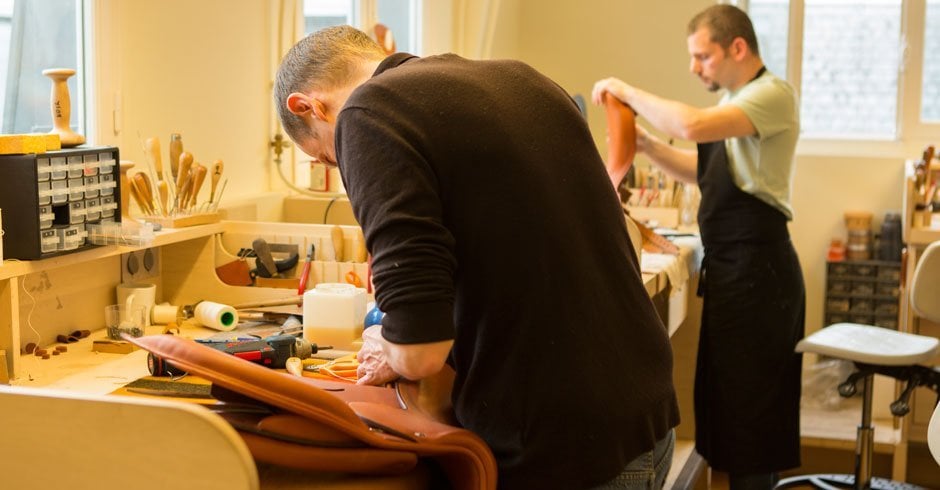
0, 146, 121, 259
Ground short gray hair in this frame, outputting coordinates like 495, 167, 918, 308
688, 4, 760, 57
274, 25, 387, 143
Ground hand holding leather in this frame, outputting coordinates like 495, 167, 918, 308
356, 326, 400, 386
591, 77, 631, 106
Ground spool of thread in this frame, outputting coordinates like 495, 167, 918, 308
846, 229, 872, 260
194, 301, 238, 331
152, 304, 181, 325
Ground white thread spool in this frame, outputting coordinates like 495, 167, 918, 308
194, 301, 239, 331
152, 304, 181, 325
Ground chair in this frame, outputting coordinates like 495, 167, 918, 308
0, 385, 437, 490
0, 385, 259, 490
777, 240, 940, 489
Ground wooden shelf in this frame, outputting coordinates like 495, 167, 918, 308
908, 226, 940, 247
0, 222, 224, 281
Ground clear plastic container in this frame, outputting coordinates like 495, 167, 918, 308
303, 282, 367, 351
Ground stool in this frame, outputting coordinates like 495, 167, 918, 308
775, 323, 940, 489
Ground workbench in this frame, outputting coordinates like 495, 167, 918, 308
0, 220, 705, 489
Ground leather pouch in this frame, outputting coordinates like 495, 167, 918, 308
128, 335, 496, 490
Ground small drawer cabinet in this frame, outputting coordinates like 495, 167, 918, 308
0, 146, 120, 260
824, 260, 902, 329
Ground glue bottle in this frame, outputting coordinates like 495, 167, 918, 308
303, 283, 366, 351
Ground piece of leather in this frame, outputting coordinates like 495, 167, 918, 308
604, 93, 637, 189
216, 260, 252, 287
128, 335, 497, 490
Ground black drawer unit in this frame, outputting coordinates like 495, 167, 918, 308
0, 146, 121, 259
824, 260, 902, 330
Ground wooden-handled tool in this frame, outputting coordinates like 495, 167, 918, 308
331, 225, 345, 262
354, 228, 367, 263
209, 159, 224, 204
128, 183, 151, 216
178, 176, 194, 212
176, 151, 193, 194
157, 180, 169, 216
604, 93, 637, 191
188, 164, 208, 209
129, 174, 155, 215
169, 133, 183, 181
175, 151, 194, 210
145, 137, 163, 181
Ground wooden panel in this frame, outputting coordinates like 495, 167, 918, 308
0, 277, 18, 381
670, 274, 702, 441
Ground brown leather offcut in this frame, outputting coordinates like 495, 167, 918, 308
604, 93, 637, 189
127, 334, 497, 490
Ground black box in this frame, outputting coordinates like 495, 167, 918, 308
0, 146, 121, 260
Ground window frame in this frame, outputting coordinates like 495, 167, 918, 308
735, 0, 940, 158
0, 0, 89, 138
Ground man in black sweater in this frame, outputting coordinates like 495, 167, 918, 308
275, 25, 678, 489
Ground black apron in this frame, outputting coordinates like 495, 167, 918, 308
694, 132, 806, 474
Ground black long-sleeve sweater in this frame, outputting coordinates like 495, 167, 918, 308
336, 53, 679, 489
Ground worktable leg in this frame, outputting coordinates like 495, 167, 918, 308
0, 277, 21, 381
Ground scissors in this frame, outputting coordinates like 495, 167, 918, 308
345, 270, 363, 288
303, 355, 359, 382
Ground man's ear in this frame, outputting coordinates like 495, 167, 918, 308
286, 93, 329, 121
286, 93, 313, 116
730, 37, 749, 60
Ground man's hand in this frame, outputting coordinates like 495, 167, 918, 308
592, 77, 632, 106
634, 123, 654, 154
356, 326, 400, 386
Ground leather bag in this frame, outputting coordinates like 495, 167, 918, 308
128, 334, 497, 490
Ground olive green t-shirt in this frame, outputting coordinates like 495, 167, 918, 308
721, 70, 800, 219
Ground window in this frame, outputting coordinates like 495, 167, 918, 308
747, 0, 789, 80
304, 0, 356, 34
1, 0, 84, 135
0, 0, 12, 119
922, 0, 940, 121
303, 0, 421, 53
291, 0, 422, 194
743, 0, 939, 143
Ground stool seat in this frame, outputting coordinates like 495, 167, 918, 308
796, 323, 939, 366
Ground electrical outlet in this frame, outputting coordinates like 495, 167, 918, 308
121, 248, 161, 283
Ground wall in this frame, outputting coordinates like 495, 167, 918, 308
93, 0, 278, 218
490, 0, 917, 336
86, 0, 922, 335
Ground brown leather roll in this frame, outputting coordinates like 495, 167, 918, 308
604, 93, 637, 189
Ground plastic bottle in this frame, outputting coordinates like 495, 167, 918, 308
303, 283, 366, 351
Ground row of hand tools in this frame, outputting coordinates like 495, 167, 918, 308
128, 133, 227, 217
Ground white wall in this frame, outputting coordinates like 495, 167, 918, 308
93, 0, 278, 216
487, 0, 915, 335
88, 0, 920, 335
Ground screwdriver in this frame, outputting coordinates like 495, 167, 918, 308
298, 243, 316, 295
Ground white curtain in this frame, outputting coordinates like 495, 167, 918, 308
453, 0, 501, 59
2, 0, 81, 134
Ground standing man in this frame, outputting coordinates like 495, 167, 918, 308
275, 26, 679, 489
593, 5, 805, 489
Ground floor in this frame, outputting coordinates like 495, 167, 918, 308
703, 443, 940, 489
